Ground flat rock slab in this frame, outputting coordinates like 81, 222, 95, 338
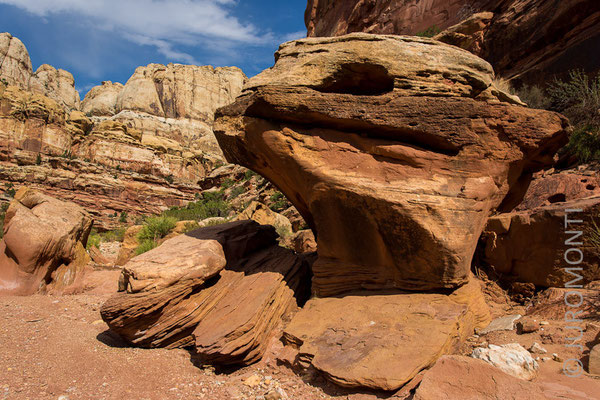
282, 280, 490, 391
477, 314, 521, 335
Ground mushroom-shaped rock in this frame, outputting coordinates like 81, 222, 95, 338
214, 33, 570, 296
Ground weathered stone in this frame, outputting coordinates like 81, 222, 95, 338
0, 32, 32, 87
281, 279, 490, 391
516, 317, 540, 334
81, 81, 124, 116
590, 344, 600, 375
471, 343, 539, 380
434, 12, 494, 56
477, 314, 521, 335
115, 225, 143, 266
413, 355, 547, 400
237, 201, 292, 238
282, 230, 317, 254
481, 197, 600, 287
215, 33, 570, 296
29, 64, 80, 110
0, 187, 93, 295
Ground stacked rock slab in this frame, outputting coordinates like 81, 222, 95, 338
214, 33, 570, 297
0, 187, 92, 295
101, 221, 311, 365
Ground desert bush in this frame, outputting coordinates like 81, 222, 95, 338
230, 185, 246, 199
163, 191, 230, 221
416, 25, 441, 38
135, 239, 158, 255
565, 126, 600, 164
137, 216, 177, 243
547, 70, 600, 129
269, 191, 288, 212
516, 85, 550, 110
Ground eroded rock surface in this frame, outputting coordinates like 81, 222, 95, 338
0, 187, 92, 295
281, 279, 490, 391
214, 33, 570, 296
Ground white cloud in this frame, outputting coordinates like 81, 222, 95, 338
0, 0, 274, 64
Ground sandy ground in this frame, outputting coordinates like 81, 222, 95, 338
0, 294, 368, 400
1, 293, 600, 400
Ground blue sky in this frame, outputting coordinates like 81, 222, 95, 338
0, 0, 307, 95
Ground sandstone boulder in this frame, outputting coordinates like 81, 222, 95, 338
590, 344, 600, 375
0, 32, 32, 88
480, 197, 600, 287
282, 230, 317, 253
413, 355, 547, 400
281, 279, 490, 391
237, 201, 292, 238
214, 33, 570, 296
0, 187, 93, 295
101, 221, 312, 361
29, 64, 81, 110
81, 81, 124, 116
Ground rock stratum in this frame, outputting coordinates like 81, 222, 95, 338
304, 0, 600, 85
214, 33, 570, 296
0, 32, 245, 229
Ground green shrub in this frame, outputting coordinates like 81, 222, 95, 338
102, 227, 127, 242
4, 183, 15, 198
244, 170, 258, 181
183, 221, 200, 233
135, 239, 158, 255
230, 186, 246, 199
138, 216, 177, 242
165, 174, 174, 184
36, 153, 42, 165
416, 25, 441, 38
269, 191, 288, 212
516, 85, 550, 110
565, 126, 600, 163
221, 178, 235, 189
162, 192, 230, 221
548, 70, 600, 129
119, 211, 128, 223
86, 233, 101, 250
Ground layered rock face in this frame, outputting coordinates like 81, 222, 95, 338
101, 221, 312, 365
82, 63, 246, 161
214, 33, 570, 296
0, 33, 246, 228
0, 188, 92, 295
305, 0, 495, 38
305, 1, 600, 85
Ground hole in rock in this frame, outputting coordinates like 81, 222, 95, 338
547, 193, 567, 203
316, 63, 395, 96
587, 184, 596, 190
